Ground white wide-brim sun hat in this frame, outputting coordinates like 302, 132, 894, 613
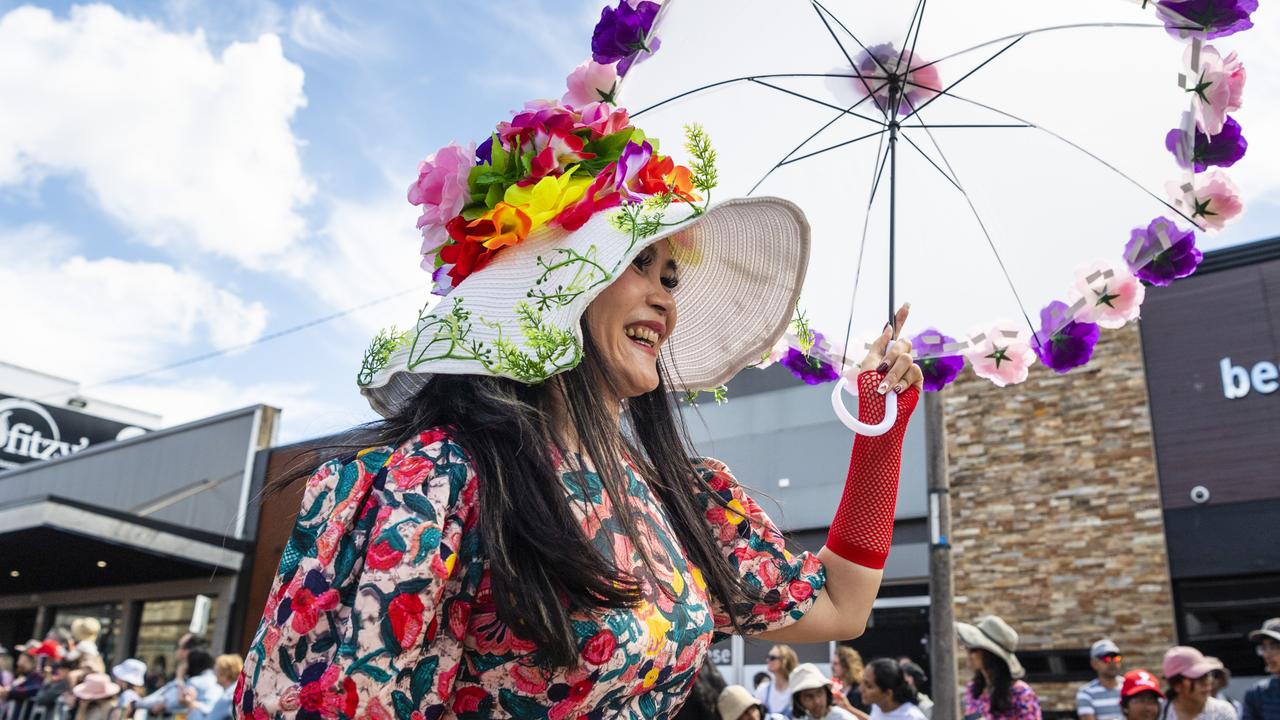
359, 196, 810, 417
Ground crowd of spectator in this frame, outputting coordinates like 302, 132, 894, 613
684, 615, 1280, 720
0, 628, 242, 720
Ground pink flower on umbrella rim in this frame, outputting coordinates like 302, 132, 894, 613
407, 142, 475, 230
963, 326, 1037, 387
1069, 261, 1145, 330
563, 60, 619, 106
1187, 44, 1245, 136
575, 101, 631, 140
1165, 170, 1244, 233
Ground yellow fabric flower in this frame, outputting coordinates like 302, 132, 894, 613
503, 168, 592, 230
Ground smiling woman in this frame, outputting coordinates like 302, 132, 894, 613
235, 38, 924, 720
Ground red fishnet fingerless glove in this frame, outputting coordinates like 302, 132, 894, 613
825, 371, 920, 569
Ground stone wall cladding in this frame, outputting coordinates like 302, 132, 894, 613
943, 323, 1178, 711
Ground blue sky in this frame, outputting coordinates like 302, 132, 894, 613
1, 0, 1276, 442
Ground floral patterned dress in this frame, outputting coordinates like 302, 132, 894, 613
235, 428, 826, 720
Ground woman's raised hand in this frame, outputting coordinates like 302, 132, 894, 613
859, 303, 924, 395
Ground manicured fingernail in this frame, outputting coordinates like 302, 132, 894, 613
878, 382, 889, 394
894, 384, 905, 394
876, 362, 889, 374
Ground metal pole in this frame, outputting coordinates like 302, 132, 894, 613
888, 119, 898, 330
925, 390, 958, 720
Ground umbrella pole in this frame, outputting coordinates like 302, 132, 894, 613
888, 118, 898, 336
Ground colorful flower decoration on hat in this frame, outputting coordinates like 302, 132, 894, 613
409, 100, 703, 298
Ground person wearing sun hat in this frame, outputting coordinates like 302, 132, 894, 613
237, 10, 925, 719
111, 658, 147, 715
1119, 669, 1165, 720
789, 664, 858, 719
719, 684, 784, 720
1160, 646, 1236, 720
957, 616, 1042, 720
1244, 618, 1280, 720
72, 672, 122, 720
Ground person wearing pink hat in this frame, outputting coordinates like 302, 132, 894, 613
1120, 669, 1164, 720
72, 672, 122, 720
1161, 647, 1237, 720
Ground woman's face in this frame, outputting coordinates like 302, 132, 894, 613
737, 708, 763, 720
832, 656, 845, 678
966, 649, 985, 673
797, 688, 830, 717
1124, 693, 1162, 720
860, 666, 887, 708
1178, 676, 1211, 706
583, 241, 678, 401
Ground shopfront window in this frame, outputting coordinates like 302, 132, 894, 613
49, 603, 123, 665
135, 596, 218, 690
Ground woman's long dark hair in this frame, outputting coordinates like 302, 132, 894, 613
270, 327, 762, 667
868, 658, 918, 706
970, 649, 1015, 715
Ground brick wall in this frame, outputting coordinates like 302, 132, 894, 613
943, 323, 1178, 711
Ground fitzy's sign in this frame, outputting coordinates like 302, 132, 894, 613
1220, 357, 1280, 399
0, 395, 146, 469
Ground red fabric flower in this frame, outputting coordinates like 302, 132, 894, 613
580, 630, 617, 665
341, 678, 358, 718
299, 681, 328, 713
438, 234, 494, 287
393, 454, 435, 490
451, 686, 489, 715
290, 588, 340, 634
388, 593, 426, 649
788, 579, 814, 602
366, 539, 404, 571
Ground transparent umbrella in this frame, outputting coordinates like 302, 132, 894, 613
599, 0, 1253, 421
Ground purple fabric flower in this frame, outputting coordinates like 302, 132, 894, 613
1032, 301, 1100, 374
1165, 116, 1247, 172
1158, 0, 1257, 39
780, 332, 839, 385
615, 140, 653, 202
592, 1, 662, 76
476, 135, 494, 165
1124, 217, 1203, 286
911, 328, 965, 392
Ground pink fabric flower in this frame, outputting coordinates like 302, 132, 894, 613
1166, 169, 1244, 233
575, 102, 630, 140
418, 225, 449, 272
408, 142, 475, 231
1188, 44, 1245, 136
963, 326, 1037, 387
1070, 261, 1145, 330
563, 60, 618, 106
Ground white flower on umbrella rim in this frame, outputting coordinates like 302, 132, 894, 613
963, 325, 1037, 387
1165, 170, 1244, 233
1186, 44, 1245, 137
562, 60, 619, 107
1069, 260, 1145, 330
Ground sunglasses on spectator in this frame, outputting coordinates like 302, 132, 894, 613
1100, 654, 1122, 663
767, 654, 780, 661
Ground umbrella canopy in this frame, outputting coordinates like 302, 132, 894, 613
612, 0, 1251, 387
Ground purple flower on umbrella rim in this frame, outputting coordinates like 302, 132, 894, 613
591, 1, 662, 76
1157, 0, 1257, 39
780, 332, 839, 385
1165, 116, 1246, 172
1032, 300, 1100, 374
910, 328, 965, 392
1124, 217, 1203, 286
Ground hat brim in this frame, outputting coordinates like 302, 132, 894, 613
1249, 629, 1280, 644
1179, 660, 1218, 680
361, 196, 810, 416
73, 683, 121, 701
957, 622, 1025, 679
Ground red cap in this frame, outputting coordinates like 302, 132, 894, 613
1122, 669, 1165, 699
31, 640, 64, 659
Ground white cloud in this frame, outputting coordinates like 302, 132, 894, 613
0, 4, 313, 269
0, 224, 268, 381
288, 5, 365, 57
302, 181, 439, 337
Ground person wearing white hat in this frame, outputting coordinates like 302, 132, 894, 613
112, 658, 148, 715
239, 34, 925, 720
1244, 618, 1280, 720
957, 616, 1042, 720
719, 684, 785, 720
1078, 639, 1125, 720
789, 663, 858, 719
